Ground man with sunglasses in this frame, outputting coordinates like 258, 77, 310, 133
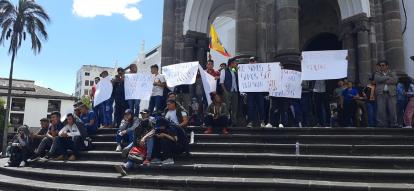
374, 61, 398, 128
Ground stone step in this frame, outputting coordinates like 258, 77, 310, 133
91, 134, 414, 145
77, 151, 414, 169
26, 160, 414, 184
0, 170, 163, 191
96, 127, 414, 136
93, 142, 414, 156
1, 161, 414, 191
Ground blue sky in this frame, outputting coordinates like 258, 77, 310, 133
0, 0, 163, 95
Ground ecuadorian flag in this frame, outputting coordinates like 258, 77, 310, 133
209, 25, 231, 58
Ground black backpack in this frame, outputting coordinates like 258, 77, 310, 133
170, 123, 190, 155
9, 146, 23, 167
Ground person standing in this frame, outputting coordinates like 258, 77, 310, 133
125, 64, 141, 117
396, 76, 411, 127
341, 82, 358, 127
312, 80, 330, 127
220, 59, 240, 126
100, 71, 114, 128
112, 68, 128, 128
403, 78, 414, 128
148, 65, 166, 115
91, 77, 102, 128
245, 57, 265, 128
374, 61, 398, 128
364, 77, 377, 127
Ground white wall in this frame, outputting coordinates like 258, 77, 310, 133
400, 0, 414, 78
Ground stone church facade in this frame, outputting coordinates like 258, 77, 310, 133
161, 0, 411, 85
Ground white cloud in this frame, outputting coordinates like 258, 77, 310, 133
72, 0, 143, 21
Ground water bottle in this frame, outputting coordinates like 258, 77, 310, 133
190, 131, 195, 144
295, 141, 300, 156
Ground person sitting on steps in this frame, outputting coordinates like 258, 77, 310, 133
204, 93, 230, 135
4, 125, 31, 167
115, 109, 140, 152
55, 113, 82, 161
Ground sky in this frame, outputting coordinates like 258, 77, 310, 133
0, 0, 163, 95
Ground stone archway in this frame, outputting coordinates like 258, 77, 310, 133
183, 0, 370, 35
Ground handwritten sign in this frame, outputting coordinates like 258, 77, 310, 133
270, 70, 302, 99
301, 50, 348, 80
238, 63, 282, 92
94, 76, 113, 106
162, 62, 199, 87
124, 73, 153, 101
198, 65, 217, 106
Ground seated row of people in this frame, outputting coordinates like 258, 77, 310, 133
5, 104, 98, 167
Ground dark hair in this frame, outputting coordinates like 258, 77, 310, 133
207, 60, 214, 63
398, 76, 412, 92
377, 60, 389, 66
166, 99, 177, 106
51, 112, 61, 118
227, 59, 235, 65
150, 64, 159, 70
220, 63, 226, 66
117, 67, 124, 72
79, 104, 89, 110
168, 92, 177, 96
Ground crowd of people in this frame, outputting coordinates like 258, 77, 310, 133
4, 57, 414, 169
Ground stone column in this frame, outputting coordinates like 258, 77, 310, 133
236, 0, 257, 57
382, 0, 405, 75
161, 0, 176, 66
196, 35, 209, 67
275, 0, 301, 71
355, 17, 372, 84
183, 34, 196, 62
341, 24, 357, 82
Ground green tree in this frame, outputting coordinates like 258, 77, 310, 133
80, 95, 92, 110
0, 0, 50, 157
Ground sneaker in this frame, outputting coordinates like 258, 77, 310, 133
142, 159, 151, 166
298, 122, 303, 128
222, 128, 229, 135
68, 155, 76, 161
114, 165, 127, 176
246, 122, 253, 128
150, 158, 162, 165
204, 127, 213, 134
265, 123, 273, 128
162, 158, 175, 165
19, 161, 26, 167
403, 126, 413, 129
278, 124, 284, 128
38, 157, 49, 163
115, 145, 122, 152
260, 122, 266, 128
3, 163, 10, 167
54, 155, 65, 161
27, 156, 41, 163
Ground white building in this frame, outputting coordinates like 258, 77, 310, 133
0, 78, 75, 130
75, 65, 117, 98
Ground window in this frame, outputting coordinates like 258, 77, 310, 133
11, 98, 25, 111
84, 89, 89, 96
85, 72, 90, 76
85, 80, 89, 86
48, 100, 61, 113
10, 113, 24, 126
90, 81, 94, 86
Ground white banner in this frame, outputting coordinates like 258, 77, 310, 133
301, 50, 348, 80
94, 76, 113, 106
270, 70, 302, 99
162, 61, 199, 87
124, 73, 153, 101
238, 63, 282, 92
198, 66, 217, 106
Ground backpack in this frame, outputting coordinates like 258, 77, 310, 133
9, 146, 23, 167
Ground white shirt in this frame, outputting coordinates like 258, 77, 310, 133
59, 124, 81, 137
152, 74, 166, 96
313, 80, 326, 93
165, 109, 188, 125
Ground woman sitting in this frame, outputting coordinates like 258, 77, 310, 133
4, 125, 31, 167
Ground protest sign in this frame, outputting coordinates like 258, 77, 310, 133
124, 73, 153, 101
162, 61, 199, 87
238, 63, 282, 92
301, 50, 348, 80
198, 65, 217, 106
270, 70, 302, 99
94, 76, 113, 106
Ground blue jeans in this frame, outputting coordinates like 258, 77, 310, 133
314, 92, 330, 126
366, 101, 377, 127
116, 129, 134, 145
128, 99, 141, 117
247, 93, 265, 123
148, 96, 164, 115
56, 136, 82, 157
397, 99, 408, 127
101, 99, 113, 126
93, 104, 103, 127
125, 138, 154, 170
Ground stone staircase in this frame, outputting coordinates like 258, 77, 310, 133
1, 127, 414, 190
